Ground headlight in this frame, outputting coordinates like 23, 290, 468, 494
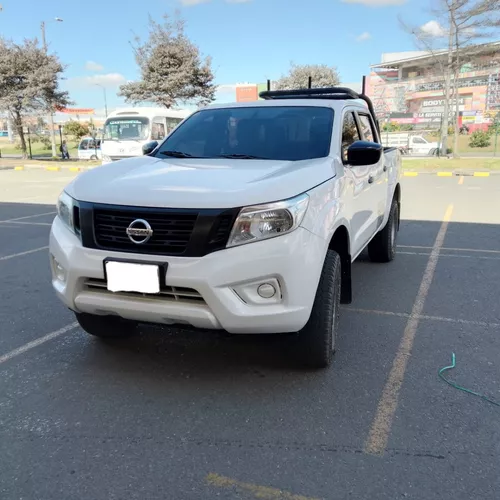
227, 193, 309, 248
57, 191, 76, 233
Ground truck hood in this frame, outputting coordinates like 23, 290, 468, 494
66, 156, 334, 209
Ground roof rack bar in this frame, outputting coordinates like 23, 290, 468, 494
258, 86, 380, 135
259, 87, 360, 100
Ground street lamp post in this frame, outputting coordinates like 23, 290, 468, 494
95, 84, 108, 117
40, 17, 63, 158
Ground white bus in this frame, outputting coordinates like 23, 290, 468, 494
101, 107, 191, 164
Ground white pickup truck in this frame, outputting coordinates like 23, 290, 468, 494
50, 87, 401, 369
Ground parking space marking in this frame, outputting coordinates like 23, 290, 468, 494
0, 221, 52, 227
0, 246, 49, 261
400, 244, 500, 255
458, 176, 464, 185
399, 251, 500, 261
364, 204, 454, 456
346, 307, 500, 329
206, 473, 319, 500
0, 322, 78, 365
0, 211, 56, 223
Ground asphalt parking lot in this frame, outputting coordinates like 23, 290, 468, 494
1, 169, 499, 500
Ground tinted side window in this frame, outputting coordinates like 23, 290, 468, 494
358, 114, 376, 143
341, 112, 360, 162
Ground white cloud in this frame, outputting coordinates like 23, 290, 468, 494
180, 0, 210, 5
85, 60, 104, 72
181, 0, 250, 5
356, 32, 371, 42
420, 20, 446, 37
341, 0, 406, 6
66, 73, 127, 89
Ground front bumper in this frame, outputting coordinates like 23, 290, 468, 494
49, 217, 328, 334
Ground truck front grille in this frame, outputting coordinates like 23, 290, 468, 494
77, 202, 240, 258
94, 208, 197, 255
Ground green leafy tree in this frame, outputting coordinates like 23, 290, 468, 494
63, 120, 90, 140
274, 63, 340, 90
0, 37, 71, 158
119, 14, 216, 108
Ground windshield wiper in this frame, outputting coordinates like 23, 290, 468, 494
159, 150, 196, 158
217, 153, 269, 160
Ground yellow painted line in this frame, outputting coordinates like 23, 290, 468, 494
437, 171, 453, 177
14, 166, 25, 171
45, 166, 61, 172
69, 167, 82, 172
458, 176, 464, 185
364, 204, 454, 456
206, 473, 319, 500
403, 172, 418, 177
473, 172, 490, 177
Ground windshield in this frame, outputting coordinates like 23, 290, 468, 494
154, 106, 334, 161
103, 117, 150, 141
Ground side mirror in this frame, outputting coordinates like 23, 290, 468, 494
347, 140, 382, 166
142, 141, 158, 156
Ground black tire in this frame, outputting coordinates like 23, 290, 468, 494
368, 198, 399, 263
295, 250, 341, 369
75, 313, 137, 339
90, 155, 97, 160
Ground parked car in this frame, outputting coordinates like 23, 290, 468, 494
77, 137, 102, 160
381, 132, 438, 156
50, 87, 402, 369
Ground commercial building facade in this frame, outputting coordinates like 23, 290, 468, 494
366, 42, 500, 131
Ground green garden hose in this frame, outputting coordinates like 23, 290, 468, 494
439, 353, 500, 407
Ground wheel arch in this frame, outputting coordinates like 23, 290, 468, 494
328, 225, 352, 304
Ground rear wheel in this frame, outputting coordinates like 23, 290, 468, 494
75, 313, 138, 339
368, 198, 399, 263
90, 154, 97, 160
295, 250, 341, 369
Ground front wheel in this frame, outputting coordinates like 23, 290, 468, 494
368, 198, 399, 263
90, 154, 97, 160
294, 250, 341, 369
75, 313, 138, 339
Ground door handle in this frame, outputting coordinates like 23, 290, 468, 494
368, 176, 374, 184
383, 165, 387, 172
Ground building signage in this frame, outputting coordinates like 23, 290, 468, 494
422, 98, 465, 107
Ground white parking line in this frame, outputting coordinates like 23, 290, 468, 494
399, 251, 500, 260
400, 244, 500, 255
0, 322, 78, 365
346, 307, 500, 328
0, 221, 52, 227
0, 246, 49, 261
0, 211, 56, 223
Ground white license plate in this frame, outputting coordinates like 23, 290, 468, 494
105, 261, 160, 294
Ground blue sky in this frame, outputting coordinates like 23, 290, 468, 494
0, 0, 440, 111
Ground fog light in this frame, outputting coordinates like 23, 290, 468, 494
53, 257, 66, 282
257, 283, 276, 299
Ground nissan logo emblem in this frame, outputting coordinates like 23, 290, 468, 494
126, 219, 153, 244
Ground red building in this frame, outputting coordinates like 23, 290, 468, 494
366, 41, 500, 131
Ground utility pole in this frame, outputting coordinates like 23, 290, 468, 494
95, 84, 108, 117
440, 0, 455, 156
41, 18, 63, 158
